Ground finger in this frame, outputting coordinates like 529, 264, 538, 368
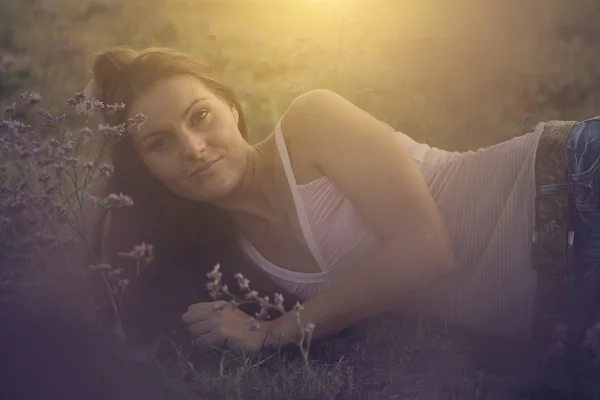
182, 310, 203, 326
188, 320, 213, 337
187, 301, 227, 313
183, 301, 230, 325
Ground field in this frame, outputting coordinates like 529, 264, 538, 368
2, 0, 600, 399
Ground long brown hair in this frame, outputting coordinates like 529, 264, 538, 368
90, 47, 252, 339
92, 47, 249, 258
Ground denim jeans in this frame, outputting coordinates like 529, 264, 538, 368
566, 116, 600, 342
538, 117, 600, 397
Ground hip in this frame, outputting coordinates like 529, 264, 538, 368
533, 116, 600, 347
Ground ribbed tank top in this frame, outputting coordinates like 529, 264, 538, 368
239, 121, 544, 338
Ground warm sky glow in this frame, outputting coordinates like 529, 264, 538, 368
10, 0, 586, 149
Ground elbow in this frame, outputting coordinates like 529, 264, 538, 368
428, 218, 456, 273
439, 246, 456, 272
388, 231, 456, 275
433, 233, 456, 273
419, 227, 456, 273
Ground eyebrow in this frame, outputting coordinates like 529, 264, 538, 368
181, 98, 205, 119
139, 97, 210, 143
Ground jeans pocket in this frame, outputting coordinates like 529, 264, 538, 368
571, 160, 600, 211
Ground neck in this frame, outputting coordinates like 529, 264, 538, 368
212, 146, 279, 224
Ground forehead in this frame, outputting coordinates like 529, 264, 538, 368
129, 75, 216, 129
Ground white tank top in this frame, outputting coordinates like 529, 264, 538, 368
239, 121, 543, 338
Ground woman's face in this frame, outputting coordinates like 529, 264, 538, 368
128, 75, 248, 202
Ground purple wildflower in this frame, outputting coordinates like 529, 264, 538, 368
98, 163, 114, 177
66, 92, 86, 107
103, 102, 125, 115
103, 193, 134, 208
20, 92, 42, 105
79, 127, 92, 137
126, 113, 147, 132
118, 242, 154, 264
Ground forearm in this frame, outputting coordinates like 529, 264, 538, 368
265, 237, 455, 347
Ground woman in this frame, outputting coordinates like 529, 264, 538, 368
84, 47, 599, 390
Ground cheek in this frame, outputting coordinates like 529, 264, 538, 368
214, 108, 243, 142
221, 122, 246, 154
142, 152, 183, 185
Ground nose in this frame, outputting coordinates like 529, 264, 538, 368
179, 130, 207, 161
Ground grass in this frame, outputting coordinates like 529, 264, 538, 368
0, 243, 537, 399
0, 265, 535, 400
0, 237, 536, 400
0, 282, 516, 399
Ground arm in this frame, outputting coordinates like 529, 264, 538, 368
265, 90, 456, 346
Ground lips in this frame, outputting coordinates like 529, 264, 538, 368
188, 157, 222, 177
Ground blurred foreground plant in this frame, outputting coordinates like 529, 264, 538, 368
1, 86, 316, 358
0, 86, 150, 342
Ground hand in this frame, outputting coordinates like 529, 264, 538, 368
181, 300, 270, 353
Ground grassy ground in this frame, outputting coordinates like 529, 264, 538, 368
160, 317, 533, 400
0, 264, 541, 400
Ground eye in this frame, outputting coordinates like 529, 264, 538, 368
148, 137, 169, 151
190, 109, 209, 127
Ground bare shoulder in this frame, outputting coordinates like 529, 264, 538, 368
279, 89, 399, 163
280, 90, 350, 158
286, 88, 342, 110
280, 89, 346, 138
277, 89, 453, 254
266, 90, 350, 184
